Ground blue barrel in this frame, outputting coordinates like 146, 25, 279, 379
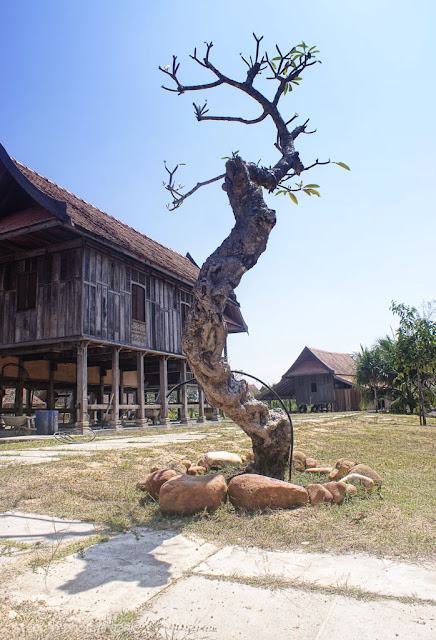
35, 410, 59, 435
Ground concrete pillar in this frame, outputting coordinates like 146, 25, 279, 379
159, 355, 170, 426
76, 342, 89, 429
110, 347, 122, 429
180, 360, 188, 424
197, 386, 205, 423
136, 351, 148, 427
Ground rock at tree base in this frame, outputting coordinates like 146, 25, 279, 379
137, 469, 181, 498
197, 451, 244, 470
323, 481, 347, 504
159, 473, 227, 515
349, 464, 382, 486
150, 455, 189, 474
328, 458, 358, 481
291, 451, 307, 471
341, 473, 375, 490
305, 458, 318, 469
345, 483, 358, 496
306, 483, 334, 505
187, 465, 207, 475
304, 467, 333, 475
227, 474, 308, 511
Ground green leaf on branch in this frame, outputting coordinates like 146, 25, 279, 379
305, 184, 320, 188
334, 162, 351, 171
289, 192, 298, 204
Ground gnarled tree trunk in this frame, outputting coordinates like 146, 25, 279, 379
181, 156, 292, 480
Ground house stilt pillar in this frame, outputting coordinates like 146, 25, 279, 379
110, 347, 122, 429
159, 355, 170, 426
47, 363, 55, 410
180, 359, 188, 424
197, 386, 205, 424
76, 342, 89, 430
136, 351, 148, 428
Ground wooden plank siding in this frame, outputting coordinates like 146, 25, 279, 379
295, 373, 335, 405
1, 242, 191, 355
81, 245, 189, 355
0, 248, 81, 345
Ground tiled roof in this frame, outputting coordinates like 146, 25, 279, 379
306, 348, 356, 377
13, 160, 200, 284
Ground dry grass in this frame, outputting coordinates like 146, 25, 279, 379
0, 597, 196, 640
0, 413, 435, 560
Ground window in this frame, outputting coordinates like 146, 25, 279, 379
311, 382, 317, 393
43, 255, 52, 284
132, 284, 145, 322
1, 263, 12, 291
60, 254, 68, 281
17, 259, 37, 311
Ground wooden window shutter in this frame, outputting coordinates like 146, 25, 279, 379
132, 284, 145, 322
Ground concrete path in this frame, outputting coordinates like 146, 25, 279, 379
0, 429, 223, 466
0, 511, 435, 639
0, 511, 98, 543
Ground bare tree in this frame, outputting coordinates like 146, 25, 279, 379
160, 36, 346, 480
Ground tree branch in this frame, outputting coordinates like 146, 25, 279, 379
164, 163, 225, 210
161, 36, 328, 200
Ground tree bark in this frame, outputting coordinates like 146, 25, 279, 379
181, 157, 292, 479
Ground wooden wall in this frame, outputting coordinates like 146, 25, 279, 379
0, 243, 192, 355
0, 249, 81, 345
333, 388, 362, 412
82, 245, 190, 354
295, 373, 335, 405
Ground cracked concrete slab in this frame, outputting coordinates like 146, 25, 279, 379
4, 528, 217, 618
1, 512, 435, 636
0, 511, 98, 544
141, 574, 436, 640
193, 546, 436, 600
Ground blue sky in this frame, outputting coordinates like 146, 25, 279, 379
2, 0, 435, 383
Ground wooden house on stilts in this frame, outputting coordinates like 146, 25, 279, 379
0, 144, 247, 430
258, 347, 362, 412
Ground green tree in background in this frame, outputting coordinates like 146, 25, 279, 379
355, 302, 436, 422
391, 302, 436, 425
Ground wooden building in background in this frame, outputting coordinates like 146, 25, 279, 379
258, 347, 362, 412
0, 143, 247, 429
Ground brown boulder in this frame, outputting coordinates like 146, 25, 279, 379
305, 458, 318, 469
150, 455, 188, 474
197, 451, 244, 470
292, 451, 307, 471
137, 469, 181, 498
349, 464, 382, 486
345, 483, 358, 497
328, 458, 358, 481
187, 465, 207, 476
307, 484, 329, 506
228, 474, 308, 511
159, 473, 227, 515
324, 488, 334, 503
323, 481, 347, 504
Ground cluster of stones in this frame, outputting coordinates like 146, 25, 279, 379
293, 451, 382, 505
136, 450, 382, 515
